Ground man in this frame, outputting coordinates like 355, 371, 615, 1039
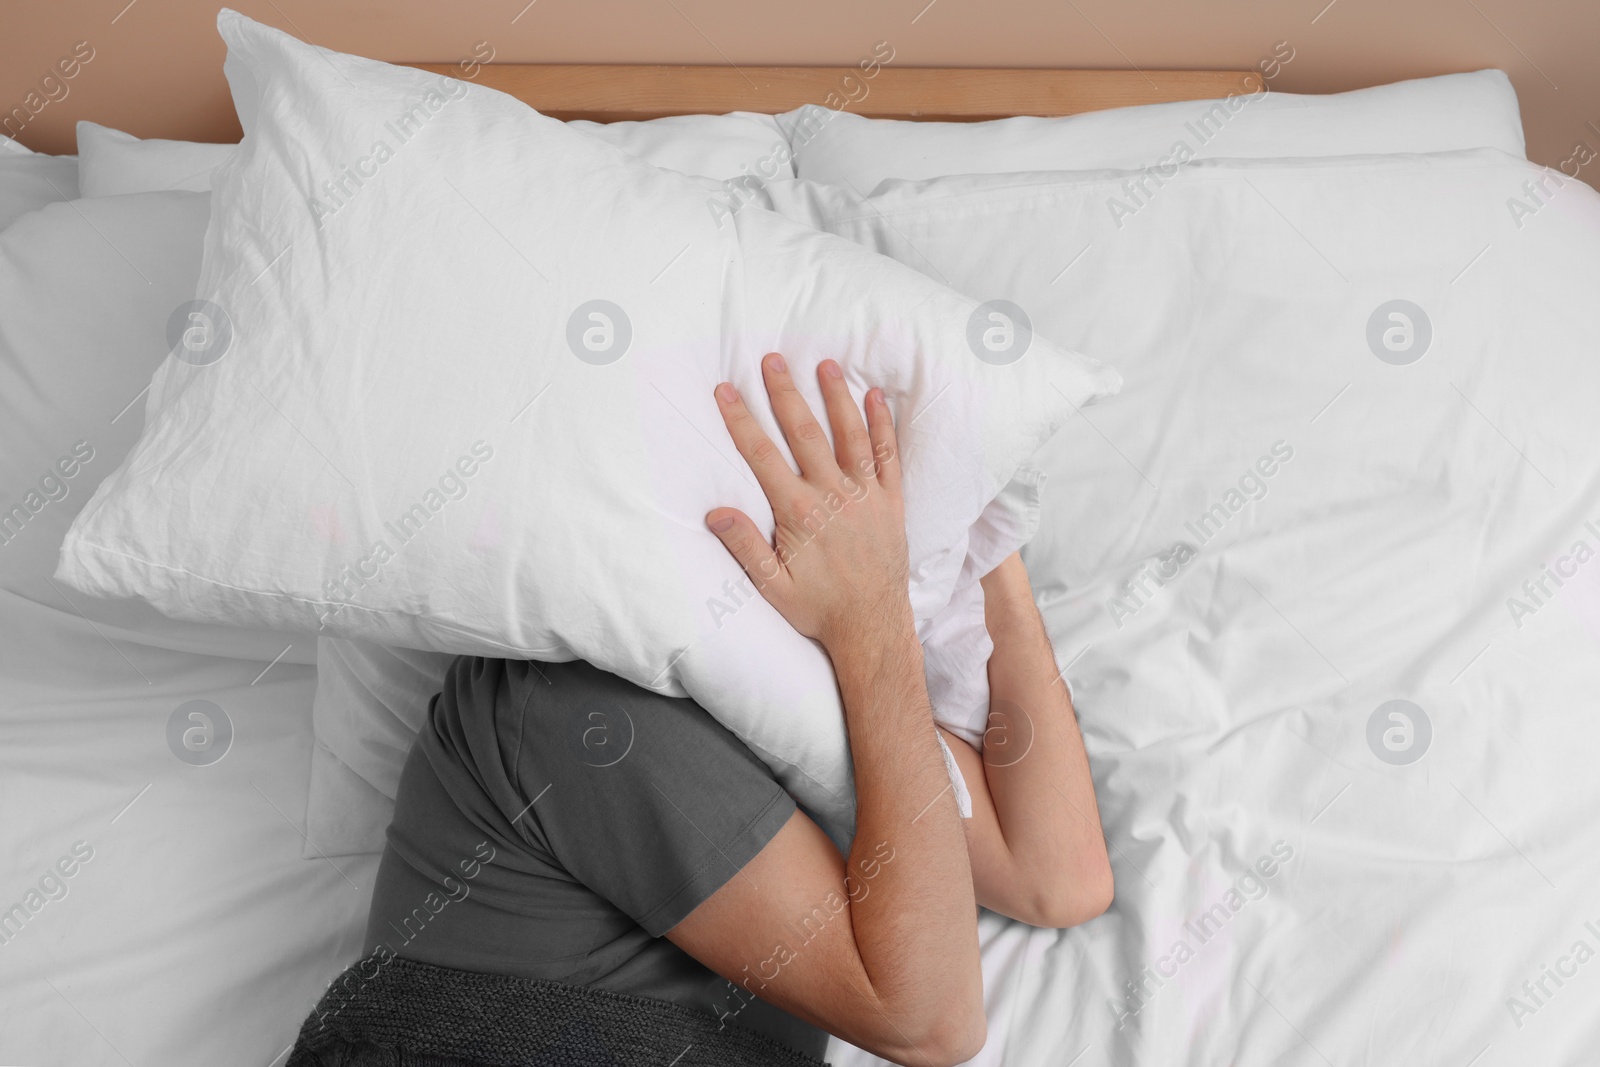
288, 353, 1112, 1067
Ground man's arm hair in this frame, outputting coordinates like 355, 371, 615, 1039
667, 624, 984, 1067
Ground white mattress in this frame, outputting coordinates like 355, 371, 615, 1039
0, 588, 376, 1065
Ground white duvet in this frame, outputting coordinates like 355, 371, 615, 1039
763, 152, 1600, 1065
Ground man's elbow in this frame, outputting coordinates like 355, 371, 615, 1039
1031, 855, 1114, 929
883, 1006, 987, 1067
855, 976, 987, 1067
928, 1011, 989, 1067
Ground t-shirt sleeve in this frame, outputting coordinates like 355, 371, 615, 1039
502, 659, 798, 937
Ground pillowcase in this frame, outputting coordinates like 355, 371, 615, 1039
785, 69, 1525, 190
314, 638, 454, 805
77, 113, 792, 198
76, 122, 232, 196
570, 112, 795, 181
58, 11, 1119, 836
0, 151, 77, 230
0, 190, 314, 664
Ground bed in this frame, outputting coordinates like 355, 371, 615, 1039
4, 40, 1596, 1067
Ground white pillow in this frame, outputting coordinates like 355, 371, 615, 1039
1, 194, 208, 599
0, 190, 314, 664
0, 152, 77, 230
570, 112, 795, 181
313, 638, 454, 803
786, 70, 1525, 190
58, 11, 1119, 836
76, 122, 232, 196
77, 113, 791, 198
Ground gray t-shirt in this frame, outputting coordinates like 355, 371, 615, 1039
364, 656, 827, 1060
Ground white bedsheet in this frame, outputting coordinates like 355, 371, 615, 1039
0, 588, 375, 1066
802, 151, 1600, 1065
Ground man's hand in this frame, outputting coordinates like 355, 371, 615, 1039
705, 353, 910, 653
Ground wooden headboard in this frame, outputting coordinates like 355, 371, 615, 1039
406, 64, 1260, 122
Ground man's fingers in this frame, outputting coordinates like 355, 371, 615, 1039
715, 381, 800, 501
865, 388, 902, 493
761, 352, 838, 480
817, 359, 875, 480
706, 508, 788, 594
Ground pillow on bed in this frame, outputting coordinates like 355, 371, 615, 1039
0, 151, 77, 230
313, 638, 453, 801
76, 122, 232, 196
57, 11, 1119, 836
0, 189, 315, 664
571, 112, 796, 181
785, 69, 1525, 190
77, 112, 793, 197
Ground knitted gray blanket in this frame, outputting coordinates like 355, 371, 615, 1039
286, 953, 829, 1067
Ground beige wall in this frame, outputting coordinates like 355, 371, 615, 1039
4, 0, 1597, 184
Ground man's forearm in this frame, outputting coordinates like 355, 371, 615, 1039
830, 618, 983, 1040
979, 555, 1113, 923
